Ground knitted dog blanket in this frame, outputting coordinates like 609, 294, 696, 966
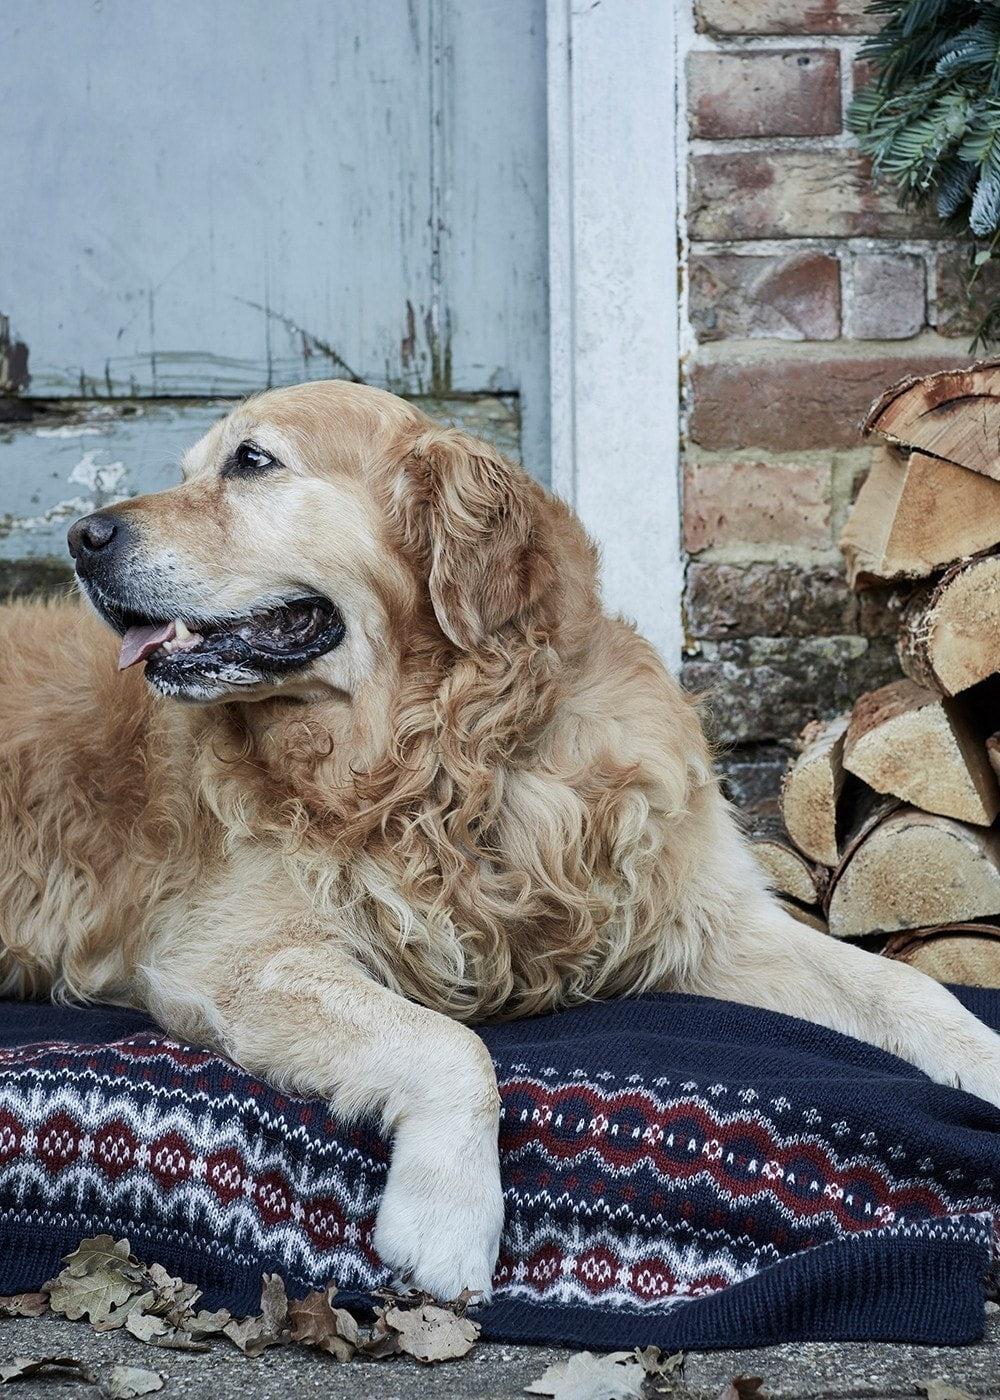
0, 991, 996, 1349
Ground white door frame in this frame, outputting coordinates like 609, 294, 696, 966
546, 0, 682, 670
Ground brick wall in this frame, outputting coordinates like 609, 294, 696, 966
680, 0, 992, 806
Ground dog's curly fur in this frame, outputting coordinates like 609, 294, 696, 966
1, 380, 999, 1298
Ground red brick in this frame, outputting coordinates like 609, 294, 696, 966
688, 354, 974, 451
689, 151, 942, 241
689, 252, 840, 341
688, 50, 841, 138
848, 253, 926, 339
852, 55, 880, 98
695, 0, 881, 35
684, 458, 831, 553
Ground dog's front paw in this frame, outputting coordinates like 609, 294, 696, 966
373, 1115, 503, 1300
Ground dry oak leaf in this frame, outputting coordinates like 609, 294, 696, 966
222, 1273, 290, 1357
46, 1268, 145, 1327
525, 1349, 644, 1400
45, 1235, 148, 1326
0, 1295, 47, 1319
58, 1236, 146, 1284
144, 1263, 201, 1319
359, 1310, 402, 1360
92, 1291, 158, 1333
185, 1307, 232, 1339
917, 1384, 977, 1400
123, 1312, 209, 1352
0, 1354, 98, 1385
717, 1381, 766, 1400
288, 1285, 359, 1362
107, 1366, 165, 1399
382, 1302, 480, 1364
635, 1347, 685, 1376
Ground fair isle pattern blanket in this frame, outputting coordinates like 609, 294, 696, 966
0, 991, 997, 1349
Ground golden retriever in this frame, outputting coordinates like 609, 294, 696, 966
1, 379, 998, 1300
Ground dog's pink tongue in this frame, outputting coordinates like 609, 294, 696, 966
118, 621, 176, 671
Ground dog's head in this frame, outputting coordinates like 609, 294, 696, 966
69, 381, 593, 705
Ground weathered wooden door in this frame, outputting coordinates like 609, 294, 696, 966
0, 0, 548, 581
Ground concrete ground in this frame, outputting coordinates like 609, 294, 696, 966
0, 1314, 998, 1398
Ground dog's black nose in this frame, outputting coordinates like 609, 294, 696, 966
68, 512, 118, 562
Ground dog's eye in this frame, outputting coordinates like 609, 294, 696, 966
225, 441, 279, 476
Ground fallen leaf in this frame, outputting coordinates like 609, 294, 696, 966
716, 1380, 766, 1400
0, 1355, 97, 1384
107, 1366, 164, 1399
525, 1349, 645, 1399
288, 1285, 359, 1361
59, 1236, 145, 1284
123, 1313, 208, 1352
145, 1264, 201, 1320
92, 1291, 157, 1333
222, 1273, 289, 1357
917, 1384, 977, 1400
45, 1234, 150, 1327
383, 1303, 480, 1364
0, 1294, 47, 1318
186, 1307, 232, 1338
359, 1309, 401, 1359
448, 1287, 483, 1317
47, 1267, 145, 1326
635, 1347, 684, 1376
124, 1314, 169, 1344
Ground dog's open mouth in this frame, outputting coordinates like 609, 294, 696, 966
101, 596, 346, 684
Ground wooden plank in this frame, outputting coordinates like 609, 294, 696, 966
0, 395, 523, 564
0, 0, 547, 411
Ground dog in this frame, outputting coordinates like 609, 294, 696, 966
0, 379, 998, 1301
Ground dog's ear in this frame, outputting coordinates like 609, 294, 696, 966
392, 426, 553, 651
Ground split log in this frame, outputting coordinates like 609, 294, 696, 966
753, 842, 824, 906
779, 899, 828, 935
883, 923, 1000, 988
897, 555, 1000, 695
779, 714, 849, 867
826, 808, 1000, 939
824, 780, 901, 903
746, 803, 826, 906
862, 359, 1000, 480
839, 443, 1000, 589
842, 678, 1000, 826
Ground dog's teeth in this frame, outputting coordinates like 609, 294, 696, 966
174, 618, 192, 641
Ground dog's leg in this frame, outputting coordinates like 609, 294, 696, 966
688, 891, 1000, 1109
142, 940, 503, 1300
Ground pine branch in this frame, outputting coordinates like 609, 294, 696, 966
849, 0, 1000, 347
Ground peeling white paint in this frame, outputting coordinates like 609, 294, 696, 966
34, 424, 103, 439
68, 451, 128, 498
6, 496, 97, 534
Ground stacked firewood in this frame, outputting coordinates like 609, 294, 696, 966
752, 360, 1000, 987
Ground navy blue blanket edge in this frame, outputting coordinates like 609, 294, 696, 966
0, 991, 996, 1351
